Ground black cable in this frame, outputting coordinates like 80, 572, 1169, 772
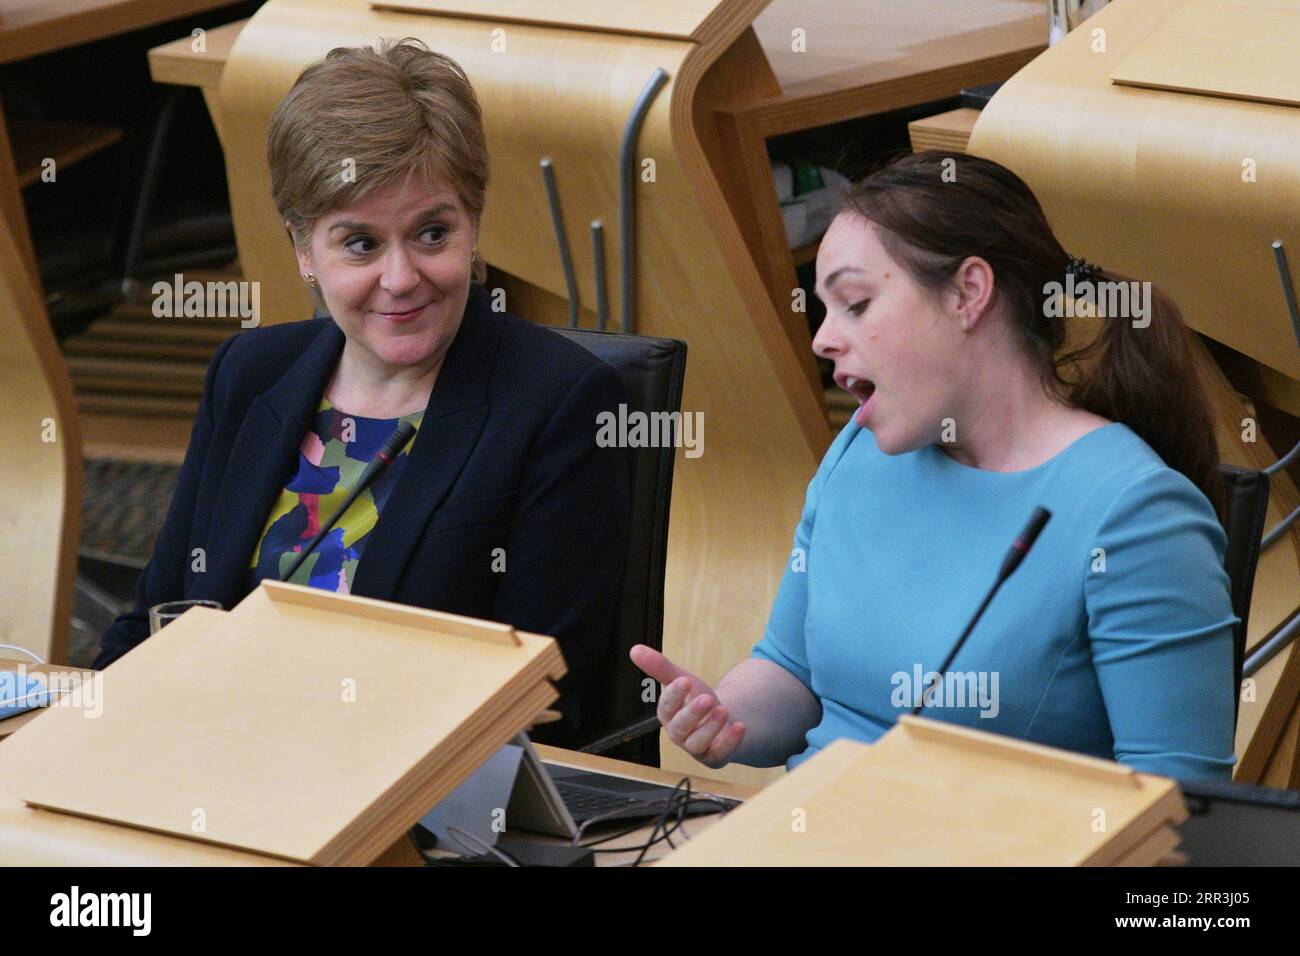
569, 784, 732, 845
563, 777, 735, 866
578, 796, 731, 853
413, 779, 735, 867
634, 778, 693, 867
444, 826, 523, 867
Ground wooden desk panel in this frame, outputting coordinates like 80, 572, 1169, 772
752, 0, 1043, 124
0, 715, 750, 865
0, 0, 239, 65
148, 17, 248, 89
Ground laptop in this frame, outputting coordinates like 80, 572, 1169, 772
1176, 777, 1300, 866
418, 733, 739, 849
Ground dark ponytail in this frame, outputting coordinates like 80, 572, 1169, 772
839, 150, 1225, 521
1057, 270, 1224, 521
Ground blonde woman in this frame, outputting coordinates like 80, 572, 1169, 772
96, 39, 631, 748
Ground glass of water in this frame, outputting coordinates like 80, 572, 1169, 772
149, 599, 224, 634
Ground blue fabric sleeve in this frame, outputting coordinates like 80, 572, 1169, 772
1084, 468, 1238, 780
751, 421, 860, 690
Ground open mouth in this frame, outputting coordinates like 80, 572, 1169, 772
839, 374, 876, 405
835, 373, 878, 425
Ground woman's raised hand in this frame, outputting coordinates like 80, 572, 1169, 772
629, 644, 746, 769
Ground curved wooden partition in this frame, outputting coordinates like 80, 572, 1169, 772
217, 0, 832, 785
970, 0, 1300, 784
0, 213, 81, 665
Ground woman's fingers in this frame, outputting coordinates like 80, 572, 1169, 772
682, 705, 729, 755
637, 650, 738, 766
701, 721, 746, 768
657, 676, 692, 726
629, 647, 712, 697
630, 644, 698, 694
666, 691, 718, 747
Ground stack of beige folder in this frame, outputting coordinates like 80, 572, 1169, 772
659, 715, 1189, 866
7, 581, 565, 865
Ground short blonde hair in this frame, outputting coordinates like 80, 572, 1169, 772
267, 37, 489, 280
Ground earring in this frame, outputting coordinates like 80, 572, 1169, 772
302, 272, 317, 287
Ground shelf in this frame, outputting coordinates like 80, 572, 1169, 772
147, 18, 248, 88
908, 107, 980, 153
10, 121, 122, 187
737, 0, 1045, 136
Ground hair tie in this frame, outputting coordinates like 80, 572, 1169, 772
1065, 255, 1102, 280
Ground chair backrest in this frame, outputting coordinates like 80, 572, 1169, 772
550, 327, 686, 766
1219, 465, 1269, 730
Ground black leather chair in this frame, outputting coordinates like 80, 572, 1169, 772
1219, 465, 1269, 730
550, 327, 687, 766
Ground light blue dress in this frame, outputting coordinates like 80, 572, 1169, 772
752, 419, 1237, 780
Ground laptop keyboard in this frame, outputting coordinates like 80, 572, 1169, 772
547, 769, 739, 825
553, 780, 646, 821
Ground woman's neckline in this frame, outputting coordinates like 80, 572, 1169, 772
319, 397, 424, 422
923, 421, 1123, 477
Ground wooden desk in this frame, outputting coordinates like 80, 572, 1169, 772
148, 16, 246, 89
907, 106, 979, 152
0, 699, 752, 865
0, 0, 240, 65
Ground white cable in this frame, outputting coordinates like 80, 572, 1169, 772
0, 644, 44, 665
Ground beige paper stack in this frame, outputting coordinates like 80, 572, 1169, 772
12, 581, 565, 865
658, 715, 1188, 866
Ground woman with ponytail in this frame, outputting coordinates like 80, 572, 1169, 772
633, 150, 1237, 780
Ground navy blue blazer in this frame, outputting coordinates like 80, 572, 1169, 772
94, 285, 631, 746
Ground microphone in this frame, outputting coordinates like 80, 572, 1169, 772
997, 506, 1051, 582
577, 715, 664, 755
912, 506, 1051, 716
280, 420, 417, 582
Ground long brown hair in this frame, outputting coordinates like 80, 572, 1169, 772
838, 150, 1224, 520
